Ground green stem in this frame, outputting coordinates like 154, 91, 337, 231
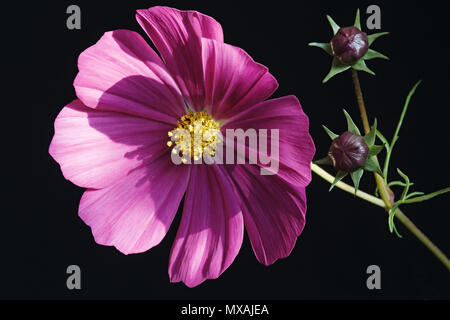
395, 210, 450, 270
311, 163, 385, 207
350, 69, 450, 271
403, 187, 450, 204
311, 164, 450, 271
351, 69, 371, 133
312, 163, 450, 270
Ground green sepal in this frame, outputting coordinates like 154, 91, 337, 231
313, 156, 333, 166
350, 168, 364, 194
364, 119, 377, 146
308, 42, 332, 55
326, 15, 340, 35
343, 109, 361, 135
352, 59, 375, 75
364, 157, 383, 176
353, 9, 361, 30
329, 170, 348, 191
322, 125, 339, 140
364, 49, 389, 61
367, 32, 389, 45
323, 57, 351, 83
368, 145, 384, 157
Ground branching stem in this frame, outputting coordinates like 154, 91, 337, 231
349, 69, 450, 270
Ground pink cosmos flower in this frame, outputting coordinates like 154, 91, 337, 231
49, 6, 315, 287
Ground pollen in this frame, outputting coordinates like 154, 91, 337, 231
167, 111, 221, 161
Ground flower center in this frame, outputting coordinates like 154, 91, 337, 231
167, 111, 221, 163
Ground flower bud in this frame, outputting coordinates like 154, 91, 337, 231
328, 131, 369, 172
331, 26, 369, 64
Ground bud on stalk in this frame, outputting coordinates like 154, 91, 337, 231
328, 131, 369, 172
331, 26, 369, 64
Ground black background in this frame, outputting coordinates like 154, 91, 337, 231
5, 0, 450, 299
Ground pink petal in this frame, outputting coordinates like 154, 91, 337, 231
74, 29, 185, 122
79, 155, 190, 255
169, 165, 243, 287
223, 95, 315, 187
49, 100, 172, 189
136, 6, 224, 111
202, 38, 278, 120
226, 164, 307, 266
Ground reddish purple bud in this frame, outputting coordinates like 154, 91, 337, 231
331, 26, 369, 64
328, 131, 369, 172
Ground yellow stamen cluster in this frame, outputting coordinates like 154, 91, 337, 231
167, 111, 221, 162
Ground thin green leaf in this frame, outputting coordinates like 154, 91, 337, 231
308, 42, 333, 55
343, 109, 361, 135
388, 200, 404, 238
375, 130, 390, 152
326, 15, 340, 35
352, 59, 376, 75
383, 81, 421, 180
403, 187, 450, 204
364, 119, 377, 146
387, 187, 450, 237
364, 157, 383, 176
392, 221, 403, 238
388, 202, 401, 233
329, 171, 348, 191
392, 80, 422, 146
354, 9, 361, 29
404, 191, 425, 200
388, 208, 395, 233
367, 32, 389, 45
363, 49, 389, 60
350, 168, 364, 193
368, 145, 384, 157
323, 57, 351, 83
396, 168, 411, 200
322, 125, 339, 140
388, 181, 414, 188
